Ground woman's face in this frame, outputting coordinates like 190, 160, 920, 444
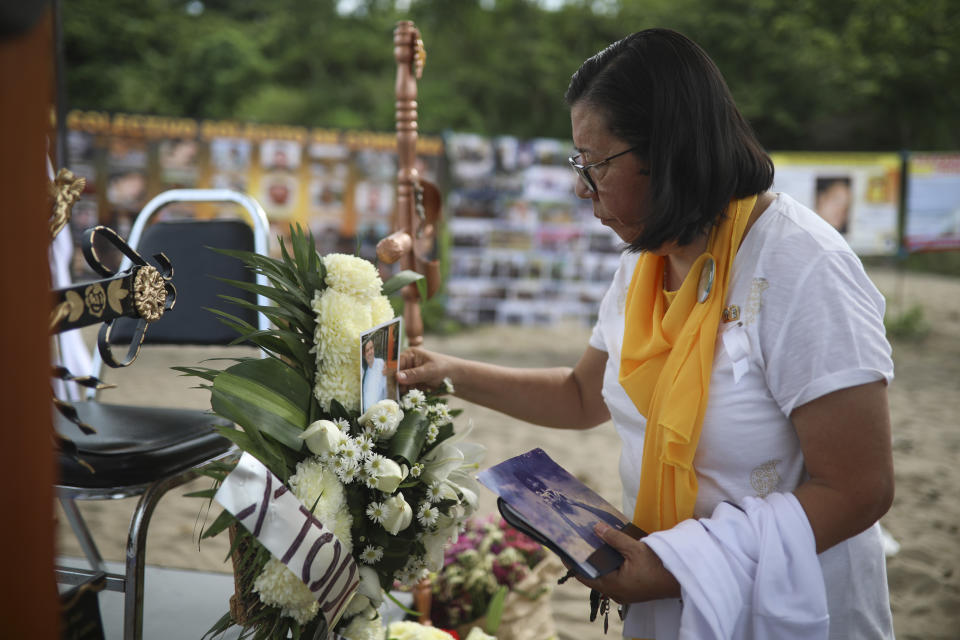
570, 102, 651, 244
363, 340, 375, 365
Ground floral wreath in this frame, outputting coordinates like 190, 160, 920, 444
178, 226, 482, 639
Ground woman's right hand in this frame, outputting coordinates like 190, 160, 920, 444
396, 347, 454, 392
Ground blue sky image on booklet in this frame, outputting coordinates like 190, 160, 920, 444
477, 448, 641, 579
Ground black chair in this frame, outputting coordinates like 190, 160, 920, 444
54, 189, 271, 640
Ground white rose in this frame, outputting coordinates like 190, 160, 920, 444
299, 419, 342, 457
356, 565, 383, 608
374, 457, 407, 493
360, 399, 404, 440
382, 493, 413, 535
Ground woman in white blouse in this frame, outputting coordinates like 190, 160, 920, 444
399, 28, 894, 639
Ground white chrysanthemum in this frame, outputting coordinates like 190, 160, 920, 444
417, 502, 439, 527
323, 253, 383, 301
252, 557, 319, 625
370, 294, 394, 325
426, 424, 440, 444
312, 285, 396, 414
366, 501, 387, 524
401, 389, 426, 410
340, 608, 385, 640
313, 289, 372, 365
410, 463, 423, 478
360, 544, 383, 564
387, 621, 456, 640
287, 458, 353, 550
314, 364, 361, 414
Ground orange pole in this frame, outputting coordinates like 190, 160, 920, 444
0, 8, 59, 639
393, 20, 424, 346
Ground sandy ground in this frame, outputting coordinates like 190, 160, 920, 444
55, 266, 960, 639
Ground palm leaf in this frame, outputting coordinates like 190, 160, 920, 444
205, 306, 258, 336
277, 236, 304, 290
218, 295, 313, 333
210, 384, 300, 452
211, 373, 306, 447
170, 365, 221, 383
201, 508, 235, 540
388, 410, 430, 465
214, 277, 311, 312
183, 488, 217, 499
224, 358, 311, 414
233, 328, 312, 373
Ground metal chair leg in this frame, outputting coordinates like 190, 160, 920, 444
122, 469, 202, 640
59, 496, 109, 575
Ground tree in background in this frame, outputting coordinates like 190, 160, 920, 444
63, 0, 959, 151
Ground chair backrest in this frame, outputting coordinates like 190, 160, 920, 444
87, 189, 271, 387
108, 218, 257, 345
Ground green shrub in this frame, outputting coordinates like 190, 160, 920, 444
885, 304, 931, 341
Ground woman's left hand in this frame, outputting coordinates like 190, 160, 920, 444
573, 523, 681, 604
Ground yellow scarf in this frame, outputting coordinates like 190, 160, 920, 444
619, 196, 756, 533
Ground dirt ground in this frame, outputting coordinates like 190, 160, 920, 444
55, 266, 960, 639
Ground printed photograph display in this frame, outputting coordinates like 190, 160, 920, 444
905, 154, 960, 251
359, 317, 401, 414
770, 152, 901, 256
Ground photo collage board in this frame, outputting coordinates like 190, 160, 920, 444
64, 110, 444, 277
62, 111, 960, 329
442, 132, 625, 328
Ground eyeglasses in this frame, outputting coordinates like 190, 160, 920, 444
567, 146, 648, 193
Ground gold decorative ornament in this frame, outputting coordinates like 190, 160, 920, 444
414, 36, 426, 79
49, 302, 72, 332
107, 279, 129, 315
722, 304, 741, 323
49, 168, 86, 238
133, 265, 168, 322
64, 290, 85, 322
84, 283, 107, 318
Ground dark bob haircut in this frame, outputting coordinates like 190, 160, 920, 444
565, 28, 774, 252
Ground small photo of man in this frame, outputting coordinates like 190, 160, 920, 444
814, 176, 853, 234
359, 317, 401, 413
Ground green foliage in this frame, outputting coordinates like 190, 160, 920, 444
62, 0, 960, 149
885, 304, 931, 341
901, 251, 960, 278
